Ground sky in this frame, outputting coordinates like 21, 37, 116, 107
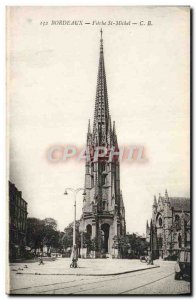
8, 6, 190, 234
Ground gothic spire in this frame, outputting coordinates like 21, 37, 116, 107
120, 190, 124, 207
87, 119, 92, 146
100, 28, 103, 52
107, 115, 113, 146
88, 119, 91, 134
93, 29, 110, 145
113, 121, 118, 146
153, 195, 157, 206
146, 220, 149, 229
164, 189, 170, 203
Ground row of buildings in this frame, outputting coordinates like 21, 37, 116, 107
9, 181, 28, 260
8, 181, 190, 261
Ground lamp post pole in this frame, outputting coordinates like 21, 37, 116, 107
64, 188, 86, 249
149, 219, 154, 265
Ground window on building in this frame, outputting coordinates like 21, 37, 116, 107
158, 237, 163, 248
91, 175, 94, 188
101, 163, 106, 186
175, 214, 181, 231
175, 214, 180, 222
178, 233, 182, 248
102, 201, 106, 210
159, 218, 162, 226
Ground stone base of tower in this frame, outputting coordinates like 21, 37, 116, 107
80, 247, 120, 259
79, 213, 124, 259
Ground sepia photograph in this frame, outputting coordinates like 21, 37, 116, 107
6, 6, 191, 295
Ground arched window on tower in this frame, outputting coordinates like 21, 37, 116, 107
102, 200, 106, 210
159, 217, 162, 227
175, 214, 181, 231
91, 175, 94, 188
175, 214, 180, 222
158, 236, 163, 248
178, 233, 182, 248
101, 163, 106, 186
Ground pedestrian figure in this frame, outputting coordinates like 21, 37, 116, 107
174, 258, 182, 280
147, 253, 153, 265
39, 255, 44, 265
70, 245, 78, 268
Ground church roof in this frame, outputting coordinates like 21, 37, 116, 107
169, 197, 190, 212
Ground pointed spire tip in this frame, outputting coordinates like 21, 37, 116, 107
100, 28, 103, 52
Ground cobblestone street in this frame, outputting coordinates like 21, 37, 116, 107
9, 259, 191, 295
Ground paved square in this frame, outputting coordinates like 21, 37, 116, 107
8, 258, 191, 295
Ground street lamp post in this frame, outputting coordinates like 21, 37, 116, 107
149, 219, 154, 265
64, 188, 86, 251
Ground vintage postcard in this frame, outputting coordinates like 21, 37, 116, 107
7, 6, 191, 295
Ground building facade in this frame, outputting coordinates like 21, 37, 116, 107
9, 181, 28, 260
146, 190, 190, 259
79, 31, 126, 258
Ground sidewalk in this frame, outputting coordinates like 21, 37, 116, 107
10, 258, 159, 276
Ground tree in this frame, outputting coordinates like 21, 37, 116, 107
62, 220, 81, 250
90, 237, 99, 252
42, 218, 59, 253
83, 231, 92, 252
112, 233, 149, 258
112, 235, 130, 258
26, 217, 61, 254
26, 218, 45, 253
43, 218, 58, 231
127, 234, 149, 257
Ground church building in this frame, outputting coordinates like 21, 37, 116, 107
146, 190, 190, 259
79, 31, 126, 258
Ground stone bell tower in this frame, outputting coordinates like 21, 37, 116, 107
79, 30, 126, 258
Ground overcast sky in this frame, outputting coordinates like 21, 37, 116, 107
8, 6, 190, 234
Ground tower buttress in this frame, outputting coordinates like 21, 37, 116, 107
152, 195, 157, 225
